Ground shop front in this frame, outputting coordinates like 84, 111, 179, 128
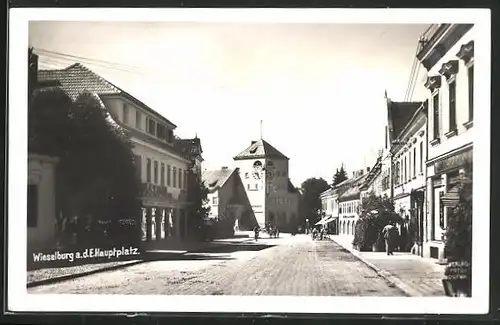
424, 145, 472, 261
139, 183, 190, 250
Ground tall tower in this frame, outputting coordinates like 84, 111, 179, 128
233, 139, 298, 229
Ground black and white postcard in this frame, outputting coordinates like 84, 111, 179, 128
7, 8, 491, 314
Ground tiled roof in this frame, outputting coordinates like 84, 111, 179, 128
233, 139, 288, 160
338, 173, 368, 202
202, 168, 236, 192
388, 101, 423, 140
37, 63, 176, 127
174, 137, 203, 161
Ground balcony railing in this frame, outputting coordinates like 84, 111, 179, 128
139, 183, 172, 199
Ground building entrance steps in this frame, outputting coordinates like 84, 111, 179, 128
331, 235, 446, 297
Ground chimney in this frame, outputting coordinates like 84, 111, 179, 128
352, 172, 356, 178
367, 167, 371, 173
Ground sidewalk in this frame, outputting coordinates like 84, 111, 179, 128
27, 236, 253, 288
331, 235, 446, 297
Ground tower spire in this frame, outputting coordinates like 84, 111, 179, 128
260, 120, 263, 139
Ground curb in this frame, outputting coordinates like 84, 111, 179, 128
27, 259, 146, 288
332, 240, 418, 297
27, 237, 256, 288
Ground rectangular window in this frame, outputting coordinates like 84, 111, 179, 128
134, 155, 142, 180
213, 197, 218, 205
413, 148, 416, 178
167, 130, 174, 143
154, 161, 158, 184
184, 170, 188, 189
157, 124, 167, 140
147, 118, 156, 136
433, 92, 440, 139
247, 184, 250, 190
161, 163, 165, 186
179, 168, 182, 189
449, 80, 457, 131
404, 157, 407, 182
27, 184, 38, 227
146, 158, 151, 183
385, 126, 388, 149
167, 165, 171, 186
408, 153, 412, 181
135, 111, 142, 129
122, 104, 129, 124
173, 167, 177, 188
245, 173, 249, 179
255, 184, 258, 190
468, 65, 474, 121
419, 142, 423, 174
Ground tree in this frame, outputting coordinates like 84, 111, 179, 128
300, 177, 330, 225
332, 164, 348, 186
353, 192, 401, 251
186, 169, 211, 240
29, 89, 141, 246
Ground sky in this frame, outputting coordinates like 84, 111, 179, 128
29, 21, 430, 187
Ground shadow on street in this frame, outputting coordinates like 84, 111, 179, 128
191, 242, 276, 254
144, 252, 236, 262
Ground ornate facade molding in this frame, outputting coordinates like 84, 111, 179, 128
438, 60, 459, 80
424, 76, 442, 92
456, 40, 474, 65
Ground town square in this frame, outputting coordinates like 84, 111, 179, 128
20, 17, 482, 302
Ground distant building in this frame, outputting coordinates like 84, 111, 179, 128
320, 187, 340, 234
175, 136, 204, 175
416, 24, 475, 261
360, 157, 383, 199
233, 139, 300, 231
37, 61, 193, 246
202, 167, 256, 237
337, 170, 368, 238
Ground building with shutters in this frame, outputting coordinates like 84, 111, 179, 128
416, 24, 475, 261
233, 139, 300, 232
37, 61, 196, 247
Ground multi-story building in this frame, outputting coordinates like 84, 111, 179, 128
233, 139, 300, 231
38, 62, 194, 247
416, 24, 475, 260
202, 167, 255, 236
319, 187, 340, 234
360, 157, 382, 199
337, 170, 368, 237
390, 100, 428, 255
175, 136, 204, 175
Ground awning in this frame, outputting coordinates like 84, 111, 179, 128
315, 216, 335, 226
441, 185, 461, 207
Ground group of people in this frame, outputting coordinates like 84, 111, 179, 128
311, 226, 329, 241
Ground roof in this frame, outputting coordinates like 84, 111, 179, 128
387, 101, 423, 140
338, 173, 368, 202
233, 139, 288, 160
37, 63, 176, 127
359, 158, 382, 190
174, 137, 204, 161
202, 168, 237, 193
288, 179, 299, 194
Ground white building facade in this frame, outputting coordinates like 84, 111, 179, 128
390, 102, 428, 255
38, 63, 194, 247
233, 139, 300, 232
416, 24, 475, 260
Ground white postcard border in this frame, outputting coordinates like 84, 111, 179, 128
8, 8, 491, 314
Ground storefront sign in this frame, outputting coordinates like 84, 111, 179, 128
434, 149, 472, 174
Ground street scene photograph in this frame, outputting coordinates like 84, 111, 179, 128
7, 8, 491, 314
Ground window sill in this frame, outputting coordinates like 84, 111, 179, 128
430, 138, 440, 146
445, 129, 458, 139
463, 120, 473, 129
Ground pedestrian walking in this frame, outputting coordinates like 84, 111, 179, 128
382, 222, 399, 255
253, 225, 260, 241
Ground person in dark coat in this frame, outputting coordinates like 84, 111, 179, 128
382, 222, 399, 255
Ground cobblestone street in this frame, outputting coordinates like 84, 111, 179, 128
28, 235, 405, 296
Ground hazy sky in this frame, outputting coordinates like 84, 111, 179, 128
29, 21, 430, 187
